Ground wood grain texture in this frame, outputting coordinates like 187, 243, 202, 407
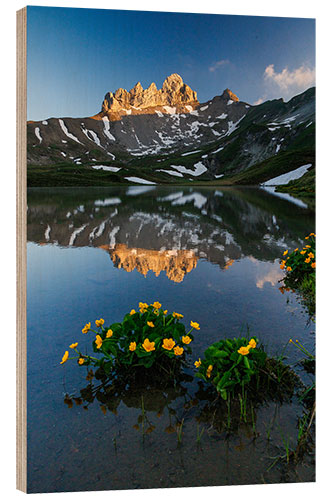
16, 6, 27, 493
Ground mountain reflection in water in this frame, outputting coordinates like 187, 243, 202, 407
27, 186, 314, 283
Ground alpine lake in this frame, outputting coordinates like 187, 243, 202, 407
27, 185, 315, 492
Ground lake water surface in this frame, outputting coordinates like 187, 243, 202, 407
27, 186, 315, 492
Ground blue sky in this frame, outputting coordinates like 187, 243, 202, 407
27, 6, 315, 121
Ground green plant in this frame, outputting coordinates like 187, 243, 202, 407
60, 301, 200, 374
194, 336, 267, 400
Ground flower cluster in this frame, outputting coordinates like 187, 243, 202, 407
280, 233, 316, 274
60, 302, 200, 371
194, 336, 266, 400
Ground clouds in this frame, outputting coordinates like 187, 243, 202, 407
209, 59, 230, 72
253, 96, 265, 105
253, 63, 315, 105
259, 63, 315, 103
264, 64, 315, 92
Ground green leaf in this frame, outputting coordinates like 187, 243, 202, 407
220, 389, 228, 400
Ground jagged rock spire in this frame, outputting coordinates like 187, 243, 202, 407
101, 73, 198, 113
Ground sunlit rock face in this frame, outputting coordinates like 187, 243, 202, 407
221, 88, 239, 102
100, 243, 198, 283
100, 73, 198, 116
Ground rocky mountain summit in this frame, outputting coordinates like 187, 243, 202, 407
98, 73, 198, 118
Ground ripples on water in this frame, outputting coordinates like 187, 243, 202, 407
27, 186, 315, 492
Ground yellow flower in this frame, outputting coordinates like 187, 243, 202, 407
304, 258, 311, 264
69, 342, 78, 349
173, 312, 184, 319
174, 346, 184, 356
286, 266, 292, 272
129, 342, 136, 351
95, 318, 105, 328
139, 302, 149, 314
130, 309, 136, 315
206, 365, 213, 378
305, 245, 311, 248
248, 338, 257, 349
283, 250, 288, 256
182, 335, 192, 344
60, 351, 69, 364
300, 250, 306, 255
82, 322, 91, 334
78, 358, 85, 365
147, 321, 155, 328
308, 252, 314, 259
163, 309, 168, 315
280, 262, 285, 270
154, 310, 159, 315
106, 329, 113, 338
194, 358, 201, 368
142, 338, 155, 352
311, 262, 316, 269
190, 321, 200, 330
238, 346, 250, 356
305, 236, 309, 240
152, 301, 162, 309
162, 338, 176, 350
95, 334, 103, 349
309, 233, 316, 237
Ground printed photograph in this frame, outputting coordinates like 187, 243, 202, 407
26, 6, 315, 493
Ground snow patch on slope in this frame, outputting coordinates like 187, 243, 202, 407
261, 164, 312, 186
170, 161, 207, 177
102, 116, 116, 141
35, 127, 42, 143
59, 119, 83, 144
125, 177, 157, 185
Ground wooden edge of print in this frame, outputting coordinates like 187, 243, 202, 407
16, 6, 27, 493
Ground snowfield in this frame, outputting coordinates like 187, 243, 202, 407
102, 116, 116, 141
170, 161, 208, 177
156, 169, 184, 177
181, 150, 202, 156
261, 164, 312, 186
124, 177, 157, 185
35, 127, 42, 143
92, 165, 121, 172
59, 119, 83, 144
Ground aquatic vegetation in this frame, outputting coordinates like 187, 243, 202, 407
194, 336, 266, 400
60, 302, 199, 374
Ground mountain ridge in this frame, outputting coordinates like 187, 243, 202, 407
27, 75, 315, 196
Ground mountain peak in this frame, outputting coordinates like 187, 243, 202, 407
162, 73, 184, 91
101, 74, 198, 114
221, 88, 239, 102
